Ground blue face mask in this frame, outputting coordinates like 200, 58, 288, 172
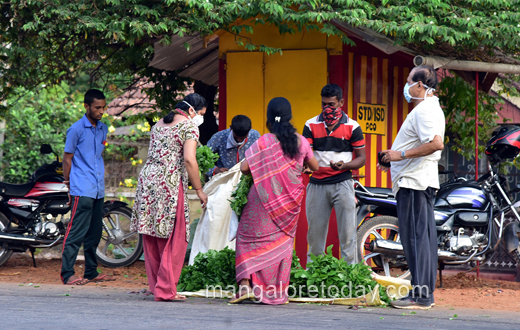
403, 82, 418, 103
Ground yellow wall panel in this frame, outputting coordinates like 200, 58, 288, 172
226, 52, 265, 134
219, 22, 342, 57
264, 49, 328, 134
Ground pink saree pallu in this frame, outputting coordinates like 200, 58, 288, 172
235, 134, 311, 305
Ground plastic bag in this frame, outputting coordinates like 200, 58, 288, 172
228, 210, 239, 241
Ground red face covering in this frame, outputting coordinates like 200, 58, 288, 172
322, 105, 342, 126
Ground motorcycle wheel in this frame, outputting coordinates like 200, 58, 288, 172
96, 206, 143, 268
356, 215, 411, 279
0, 213, 13, 267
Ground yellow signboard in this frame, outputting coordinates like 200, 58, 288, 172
356, 103, 387, 135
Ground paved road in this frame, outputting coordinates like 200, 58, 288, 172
0, 283, 518, 330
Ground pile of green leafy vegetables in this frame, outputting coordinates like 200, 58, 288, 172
178, 246, 391, 305
177, 247, 237, 292
196, 146, 219, 182
289, 246, 391, 304
229, 174, 254, 219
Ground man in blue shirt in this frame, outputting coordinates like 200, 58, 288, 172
61, 89, 110, 285
206, 115, 260, 178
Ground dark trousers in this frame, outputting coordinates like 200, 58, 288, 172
61, 196, 104, 284
396, 187, 437, 301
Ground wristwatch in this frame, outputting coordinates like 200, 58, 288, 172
401, 150, 406, 159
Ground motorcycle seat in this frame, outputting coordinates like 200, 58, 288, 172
0, 182, 34, 197
362, 186, 394, 198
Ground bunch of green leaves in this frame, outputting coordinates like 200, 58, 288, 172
196, 145, 219, 180
0, 83, 84, 183
177, 247, 237, 292
289, 246, 391, 304
437, 73, 504, 161
229, 174, 254, 218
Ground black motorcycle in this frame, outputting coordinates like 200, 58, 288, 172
0, 144, 143, 268
354, 125, 520, 280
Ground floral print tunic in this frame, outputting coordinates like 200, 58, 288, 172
131, 121, 199, 241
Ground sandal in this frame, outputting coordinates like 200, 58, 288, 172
173, 293, 187, 301
64, 276, 88, 286
229, 288, 255, 304
87, 274, 116, 283
155, 294, 187, 302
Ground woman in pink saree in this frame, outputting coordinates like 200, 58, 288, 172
231, 97, 319, 304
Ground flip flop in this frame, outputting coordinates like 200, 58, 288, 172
87, 274, 116, 283
229, 292, 255, 304
64, 277, 88, 286
154, 295, 187, 302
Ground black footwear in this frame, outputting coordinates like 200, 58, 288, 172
391, 297, 431, 310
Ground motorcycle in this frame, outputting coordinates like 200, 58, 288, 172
0, 144, 143, 268
354, 125, 520, 280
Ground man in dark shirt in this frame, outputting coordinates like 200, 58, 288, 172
206, 115, 260, 178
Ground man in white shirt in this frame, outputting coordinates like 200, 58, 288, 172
379, 65, 445, 309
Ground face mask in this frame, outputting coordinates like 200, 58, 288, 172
403, 82, 418, 103
192, 114, 204, 126
183, 100, 204, 126
404, 82, 435, 103
322, 105, 342, 126
216, 119, 219, 126
227, 130, 246, 148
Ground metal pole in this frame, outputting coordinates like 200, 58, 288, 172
475, 72, 479, 181
475, 71, 480, 278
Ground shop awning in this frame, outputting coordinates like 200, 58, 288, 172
148, 34, 219, 87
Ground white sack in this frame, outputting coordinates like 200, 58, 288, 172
188, 162, 242, 265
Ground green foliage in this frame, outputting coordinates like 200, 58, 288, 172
177, 247, 237, 292
196, 145, 219, 181
289, 246, 391, 304
102, 121, 150, 162
180, 246, 391, 305
0, 83, 83, 183
2, 0, 520, 115
437, 73, 504, 160
229, 174, 254, 218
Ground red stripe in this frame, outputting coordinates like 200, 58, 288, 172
236, 137, 248, 162
60, 196, 79, 283
365, 57, 373, 186
387, 66, 394, 188
376, 57, 384, 188
312, 167, 350, 180
397, 68, 404, 137
353, 55, 362, 180
218, 59, 227, 131
329, 55, 344, 87
353, 55, 361, 124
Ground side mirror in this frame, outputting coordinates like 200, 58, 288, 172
40, 144, 53, 155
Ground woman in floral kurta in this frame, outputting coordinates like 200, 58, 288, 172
131, 94, 208, 301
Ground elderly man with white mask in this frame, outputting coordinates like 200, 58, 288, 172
379, 65, 445, 310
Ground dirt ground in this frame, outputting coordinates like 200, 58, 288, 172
2, 253, 520, 312
0, 253, 149, 290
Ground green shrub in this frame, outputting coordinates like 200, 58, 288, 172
1, 83, 83, 183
